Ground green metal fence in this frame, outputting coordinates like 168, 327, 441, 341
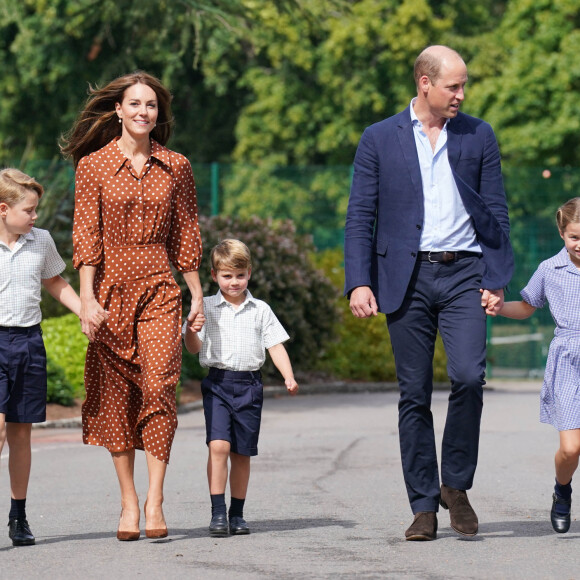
18, 159, 577, 377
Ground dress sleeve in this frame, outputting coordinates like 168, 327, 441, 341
72, 156, 104, 269
520, 264, 547, 309
167, 155, 202, 272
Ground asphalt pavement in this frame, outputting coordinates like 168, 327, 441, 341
1, 379, 579, 579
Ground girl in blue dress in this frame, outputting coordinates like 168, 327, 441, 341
499, 197, 580, 534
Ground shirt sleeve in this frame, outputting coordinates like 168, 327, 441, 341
40, 230, 66, 279
166, 155, 202, 272
72, 156, 104, 269
520, 264, 547, 309
261, 304, 290, 349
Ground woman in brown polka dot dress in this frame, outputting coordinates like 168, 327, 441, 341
61, 71, 203, 541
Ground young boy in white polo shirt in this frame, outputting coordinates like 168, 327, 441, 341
183, 239, 298, 536
0, 168, 95, 547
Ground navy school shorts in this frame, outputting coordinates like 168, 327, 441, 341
201, 368, 264, 456
0, 324, 47, 423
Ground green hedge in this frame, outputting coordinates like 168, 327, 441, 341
312, 248, 449, 382
42, 313, 87, 404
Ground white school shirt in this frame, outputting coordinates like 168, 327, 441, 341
410, 98, 482, 253
0, 228, 66, 326
183, 290, 290, 371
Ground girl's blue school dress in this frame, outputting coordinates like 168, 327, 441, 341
521, 247, 580, 431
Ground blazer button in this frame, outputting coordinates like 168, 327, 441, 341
411, 252, 416, 257
416, 224, 421, 229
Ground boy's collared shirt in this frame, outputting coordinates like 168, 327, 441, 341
185, 289, 289, 371
0, 228, 65, 326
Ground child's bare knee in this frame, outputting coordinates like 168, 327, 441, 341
559, 443, 580, 462
209, 439, 231, 457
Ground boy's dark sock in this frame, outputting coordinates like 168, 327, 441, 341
210, 494, 227, 517
554, 478, 572, 515
229, 497, 245, 519
9, 498, 26, 520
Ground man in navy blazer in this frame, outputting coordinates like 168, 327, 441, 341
344, 45, 513, 541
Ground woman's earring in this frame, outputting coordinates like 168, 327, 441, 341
118, 118, 122, 123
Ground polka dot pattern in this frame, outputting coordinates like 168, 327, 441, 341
72, 138, 202, 463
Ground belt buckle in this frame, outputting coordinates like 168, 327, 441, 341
427, 251, 439, 263
428, 251, 455, 263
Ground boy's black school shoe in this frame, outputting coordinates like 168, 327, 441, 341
209, 513, 229, 537
229, 516, 250, 535
550, 493, 572, 533
8, 518, 35, 546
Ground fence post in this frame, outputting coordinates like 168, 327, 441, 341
210, 162, 219, 216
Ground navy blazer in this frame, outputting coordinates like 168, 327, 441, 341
344, 107, 514, 314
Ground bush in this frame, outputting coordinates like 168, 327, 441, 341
312, 248, 449, 382
42, 313, 88, 399
180, 215, 339, 380
46, 354, 75, 406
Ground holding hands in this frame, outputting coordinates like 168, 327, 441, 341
80, 296, 109, 342
186, 311, 206, 333
480, 288, 504, 316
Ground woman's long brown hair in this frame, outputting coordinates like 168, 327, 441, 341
60, 71, 173, 168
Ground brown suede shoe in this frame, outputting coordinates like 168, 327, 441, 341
440, 484, 478, 536
405, 511, 437, 541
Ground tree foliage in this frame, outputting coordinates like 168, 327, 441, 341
465, 0, 580, 167
2, 0, 579, 169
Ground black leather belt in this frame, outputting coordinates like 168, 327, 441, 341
418, 251, 480, 263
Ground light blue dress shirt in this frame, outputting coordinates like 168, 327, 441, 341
410, 99, 482, 253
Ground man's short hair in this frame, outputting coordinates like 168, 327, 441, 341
414, 45, 463, 88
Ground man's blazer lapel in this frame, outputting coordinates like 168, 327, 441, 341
396, 111, 423, 205
446, 115, 463, 170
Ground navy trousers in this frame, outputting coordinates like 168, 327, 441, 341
386, 256, 486, 513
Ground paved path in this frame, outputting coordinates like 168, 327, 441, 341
1, 381, 579, 579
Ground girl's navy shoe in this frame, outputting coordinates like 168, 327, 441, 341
550, 493, 571, 533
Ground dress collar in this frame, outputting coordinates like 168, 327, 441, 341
107, 137, 172, 174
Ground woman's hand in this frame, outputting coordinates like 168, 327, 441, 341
186, 297, 204, 325
182, 271, 204, 325
80, 295, 108, 342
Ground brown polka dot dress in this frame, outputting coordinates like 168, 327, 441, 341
72, 137, 202, 463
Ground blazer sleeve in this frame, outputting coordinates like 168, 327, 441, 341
344, 127, 379, 297
451, 119, 513, 289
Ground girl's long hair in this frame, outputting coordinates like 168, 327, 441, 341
60, 71, 173, 168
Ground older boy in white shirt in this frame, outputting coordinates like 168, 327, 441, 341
0, 168, 95, 546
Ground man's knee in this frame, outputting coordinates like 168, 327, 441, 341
448, 362, 485, 392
